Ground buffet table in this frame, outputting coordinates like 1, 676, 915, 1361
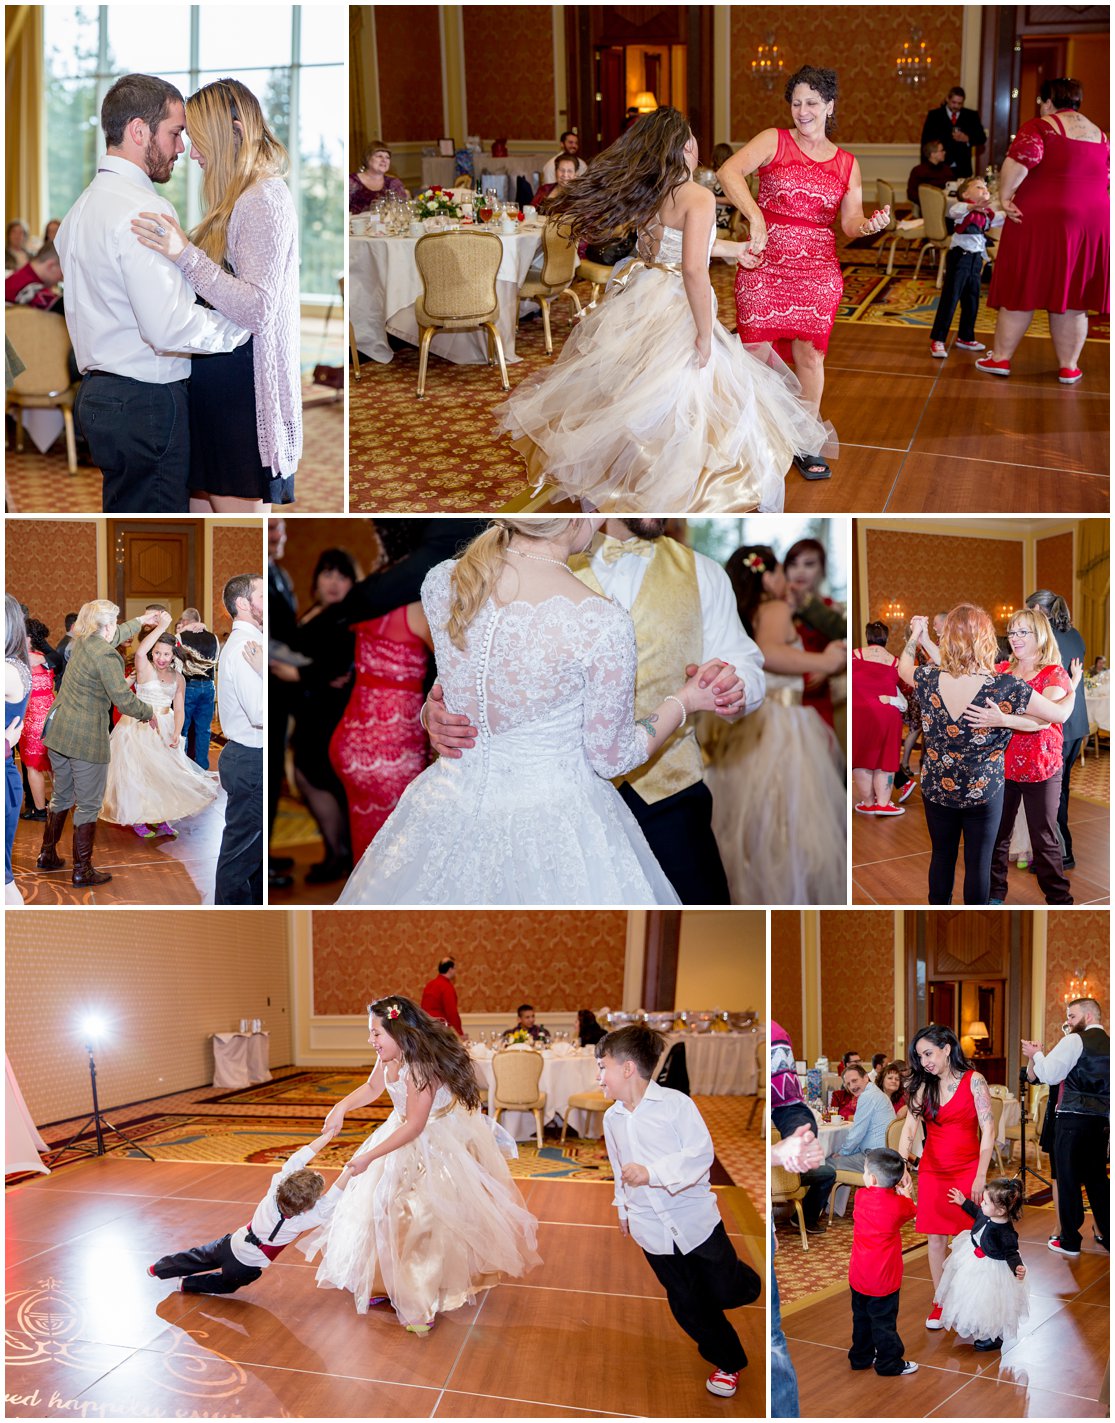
210, 1032, 272, 1090
350, 227, 542, 364
661, 1031, 759, 1095
420, 154, 552, 195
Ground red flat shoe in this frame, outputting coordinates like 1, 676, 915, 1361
1058, 367, 1083, 385
975, 354, 1011, 376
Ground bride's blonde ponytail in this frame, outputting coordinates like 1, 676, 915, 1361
446, 518, 580, 649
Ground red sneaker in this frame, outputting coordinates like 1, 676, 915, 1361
929, 340, 948, 358
147, 1264, 158, 1277
1058, 367, 1083, 385
1047, 1235, 1081, 1257
854, 802, 878, 816
926, 1301, 944, 1329
873, 803, 906, 816
954, 338, 986, 351
898, 777, 918, 803
706, 1369, 740, 1397
975, 354, 1011, 376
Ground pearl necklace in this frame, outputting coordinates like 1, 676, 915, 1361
507, 545, 576, 573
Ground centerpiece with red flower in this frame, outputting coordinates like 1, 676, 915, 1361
413, 186, 461, 221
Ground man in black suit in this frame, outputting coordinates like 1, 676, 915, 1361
921, 86, 987, 179
1026, 589, 1089, 868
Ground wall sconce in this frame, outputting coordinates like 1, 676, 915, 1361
996, 603, 1016, 626
897, 30, 933, 84
751, 36, 783, 90
1063, 973, 1091, 1006
882, 600, 905, 623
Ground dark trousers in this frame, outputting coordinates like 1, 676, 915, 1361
923, 787, 1004, 903
619, 780, 730, 905
1058, 735, 1085, 859
182, 678, 216, 769
798, 1162, 837, 1227
216, 742, 263, 904
642, 1221, 760, 1372
990, 772, 1072, 903
930, 247, 984, 343
153, 1233, 262, 1295
75, 372, 190, 513
1053, 1113, 1109, 1250
849, 1287, 906, 1374
269, 679, 295, 843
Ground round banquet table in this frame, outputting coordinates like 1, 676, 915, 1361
998, 1095, 1021, 1147
470, 1048, 600, 1141
350, 227, 544, 365
661, 1031, 759, 1095
210, 1032, 272, 1091
1085, 683, 1110, 733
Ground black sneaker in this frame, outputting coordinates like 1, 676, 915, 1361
804, 1219, 828, 1235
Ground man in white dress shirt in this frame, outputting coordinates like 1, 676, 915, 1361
425, 518, 765, 903
540, 132, 588, 186
55, 74, 248, 513
599, 1025, 760, 1399
215, 574, 264, 904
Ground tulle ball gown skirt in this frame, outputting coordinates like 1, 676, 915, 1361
101, 712, 218, 826
496, 263, 831, 513
937, 1229, 1029, 1340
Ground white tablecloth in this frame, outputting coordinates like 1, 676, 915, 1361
6, 1055, 49, 1175
1085, 686, 1110, 731
210, 1032, 272, 1090
998, 1096, 1021, 1145
471, 1050, 600, 1141
662, 1031, 758, 1095
816, 1116, 855, 1159
350, 228, 542, 365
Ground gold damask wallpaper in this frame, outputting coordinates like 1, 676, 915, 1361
819, 910, 895, 1064
1035, 532, 1075, 610
212, 526, 263, 631
373, 6, 445, 145
866, 530, 1025, 649
1044, 910, 1109, 1045
311, 911, 628, 1016
463, 7, 556, 141
770, 910, 803, 1051
6, 520, 99, 642
728, 6, 963, 144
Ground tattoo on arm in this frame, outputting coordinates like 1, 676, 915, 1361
903, 635, 918, 658
636, 713, 659, 739
972, 1074, 994, 1131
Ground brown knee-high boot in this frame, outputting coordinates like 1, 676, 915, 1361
37, 808, 70, 870
72, 822, 111, 887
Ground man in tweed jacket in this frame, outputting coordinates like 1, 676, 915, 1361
39, 601, 162, 886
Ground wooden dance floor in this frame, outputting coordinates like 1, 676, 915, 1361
783, 1199, 1109, 1418
852, 781, 1110, 906
6, 1158, 763, 1418
9, 783, 228, 905
784, 324, 1109, 515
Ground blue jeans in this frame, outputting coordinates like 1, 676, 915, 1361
771, 1229, 800, 1417
182, 679, 215, 769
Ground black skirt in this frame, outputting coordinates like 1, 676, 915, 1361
189, 335, 295, 504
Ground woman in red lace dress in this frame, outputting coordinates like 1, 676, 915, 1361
898, 1025, 996, 1330
979, 78, 1109, 384
18, 619, 55, 821
718, 66, 890, 481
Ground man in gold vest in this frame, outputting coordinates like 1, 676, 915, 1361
424, 519, 765, 903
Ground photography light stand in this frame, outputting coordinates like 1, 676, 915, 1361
1014, 1062, 1051, 1201
45, 1034, 155, 1164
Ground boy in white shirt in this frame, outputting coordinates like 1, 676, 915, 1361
599, 1026, 760, 1399
149, 1126, 349, 1294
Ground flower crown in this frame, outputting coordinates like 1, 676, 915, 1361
743, 552, 767, 573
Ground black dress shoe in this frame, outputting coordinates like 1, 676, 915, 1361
1063, 856, 1076, 869
20, 806, 47, 820
268, 870, 293, 890
973, 1337, 1003, 1352
305, 856, 352, 885
270, 855, 294, 873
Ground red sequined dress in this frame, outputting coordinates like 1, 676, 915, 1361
19, 660, 54, 771
735, 129, 854, 363
329, 604, 430, 863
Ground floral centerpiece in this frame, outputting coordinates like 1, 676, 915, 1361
503, 1028, 533, 1045
413, 186, 461, 220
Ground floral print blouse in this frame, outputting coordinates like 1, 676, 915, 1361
914, 666, 1033, 806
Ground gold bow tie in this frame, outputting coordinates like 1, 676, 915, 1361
599, 536, 657, 564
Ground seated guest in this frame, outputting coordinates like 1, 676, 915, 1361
503, 1004, 551, 1044
5, 242, 64, 313
868, 1052, 888, 1083
533, 154, 578, 206
540, 131, 587, 186
349, 141, 408, 214
576, 1008, 605, 1047
906, 140, 952, 207
6, 219, 29, 271
771, 1020, 835, 1234
880, 1060, 908, 1118
829, 1065, 895, 1172
830, 1052, 862, 1119
42, 218, 62, 247
1091, 656, 1106, 675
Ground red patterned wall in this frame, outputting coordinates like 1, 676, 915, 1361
728, 7, 963, 144
771, 911, 803, 1051
373, 6, 444, 145
820, 910, 895, 1065
463, 7, 556, 140
212, 527, 263, 635
6, 520, 99, 642
311, 911, 628, 1016
278, 520, 384, 620
1035, 532, 1075, 609
864, 530, 1025, 650
1044, 909, 1109, 1045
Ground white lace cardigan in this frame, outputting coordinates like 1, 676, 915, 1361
174, 177, 302, 477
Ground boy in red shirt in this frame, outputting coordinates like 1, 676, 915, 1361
848, 1147, 919, 1376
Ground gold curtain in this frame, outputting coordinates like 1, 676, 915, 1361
1076, 519, 1109, 664
5, 6, 44, 239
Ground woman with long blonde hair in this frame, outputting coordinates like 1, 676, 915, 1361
898, 605, 1075, 903
337, 517, 726, 905
131, 78, 301, 514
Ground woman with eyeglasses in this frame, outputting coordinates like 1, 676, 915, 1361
131, 78, 301, 514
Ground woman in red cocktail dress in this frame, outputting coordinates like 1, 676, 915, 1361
898, 1024, 997, 1332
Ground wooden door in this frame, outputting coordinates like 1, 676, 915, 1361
109, 521, 199, 623
596, 46, 625, 147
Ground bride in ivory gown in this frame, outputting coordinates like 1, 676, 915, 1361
337, 518, 732, 906
495, 107, 832, 513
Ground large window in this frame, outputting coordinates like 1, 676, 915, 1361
44, 5, 344, 300
690, 518, 848, 604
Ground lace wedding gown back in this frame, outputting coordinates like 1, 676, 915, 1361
337, 559, 679, 905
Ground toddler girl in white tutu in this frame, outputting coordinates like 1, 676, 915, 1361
298, 996, 540, 1332
937, 1177, 1029, 1351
